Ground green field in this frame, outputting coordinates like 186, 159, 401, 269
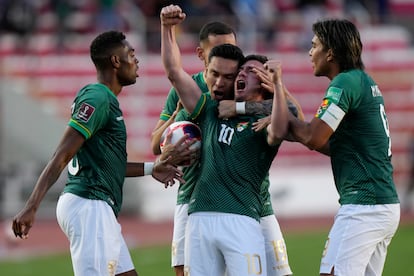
1, 224, 413, 275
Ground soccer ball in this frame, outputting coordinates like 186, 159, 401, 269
160, 121, 202, 154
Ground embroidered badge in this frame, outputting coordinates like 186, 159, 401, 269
236, 122, 249, 132
315, 99, 329, 118
326, 86, 343, 104
77, 103, 95, 122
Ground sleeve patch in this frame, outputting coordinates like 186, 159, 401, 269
326, 86, 343, 104
318, 102, 345, 131
76, 103, 96, 122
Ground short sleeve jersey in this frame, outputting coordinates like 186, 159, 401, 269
176, 103, 275, 217
161, 71, 208, 205
175, 109, 202, 205
188, 94, 280, 221
159, 71, 208, 121
163, 72, 275, 216
64, 83, 127, 216
315, 69, 399, 205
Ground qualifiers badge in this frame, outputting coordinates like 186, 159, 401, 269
77, 103, 95, 122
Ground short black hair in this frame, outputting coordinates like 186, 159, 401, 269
90, 30, 126, 69
208, 44, 244, 67
244, 54, 268, 65
199, 21, 236, 43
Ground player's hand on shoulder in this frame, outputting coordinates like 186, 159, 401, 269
160, 4, 186, 26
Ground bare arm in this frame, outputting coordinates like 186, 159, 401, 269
266, 61, 288, 145
12, 127, 85, 239
288, 112, 332, 155
283, 85, 305, 121
217, 64, 304, 119
151, 119, 169, 155
160, 4, 201, 113
125, 158, 185, 188
150, 101, 182, 155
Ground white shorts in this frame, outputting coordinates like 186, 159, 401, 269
171, 203, 188, 267
320, 204, 400, 276
56, 193, 135, 276
261, 215, 292, 276
184, 212, 267, 276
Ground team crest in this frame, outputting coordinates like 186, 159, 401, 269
315, 99, 329, 117
236, 122, 249, 132
77, 103, 95, 122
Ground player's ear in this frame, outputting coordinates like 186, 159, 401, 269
326, 48, 334, 62
110, 55, 121, 68
196, 47, 203, 60
196, 46, 208, 66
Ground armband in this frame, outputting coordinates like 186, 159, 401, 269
236, 102, 246, 115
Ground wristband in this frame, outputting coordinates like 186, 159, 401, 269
144, 162, 154, 175
236, 101, 246, 115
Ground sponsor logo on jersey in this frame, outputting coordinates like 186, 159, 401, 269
236, 122, 249, 132
77, 103, 95, 122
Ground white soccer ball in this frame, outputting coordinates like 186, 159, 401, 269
160, 121, 202, 154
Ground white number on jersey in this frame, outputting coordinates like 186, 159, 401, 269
379, 104, 392, 157
68, 157, 79, 175
218, 124, 234, 145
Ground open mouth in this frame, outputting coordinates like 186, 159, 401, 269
236, 80, 246, 90
213, 90, 224, 98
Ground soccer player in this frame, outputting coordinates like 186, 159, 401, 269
153, 19, 297, 276
279, 19, 400, 275
151, 21, 237, 276
161, 4, 291, 275
150, 21, 237, 155
11, 30, 190, 276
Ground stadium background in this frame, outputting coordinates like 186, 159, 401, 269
0, 0, 414, 260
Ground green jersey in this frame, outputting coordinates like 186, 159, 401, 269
188, 94, 280, 221
160, 71, 208, 121
164, 72, 274, 215
260, 176, 273, 216
175, 109, 202, 204
316, 69, 399, 205
64, 83, 127, 216
164, 71, 208, 205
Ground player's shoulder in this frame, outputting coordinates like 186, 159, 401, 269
191, 71, 204, 81
334, 69, 369, 85
78, 83, 109, 95
192, 71, 208, 91
75, 83, 112, 106
330, 70, 366, 96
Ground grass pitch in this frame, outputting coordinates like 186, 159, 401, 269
1, 224, 413, 275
